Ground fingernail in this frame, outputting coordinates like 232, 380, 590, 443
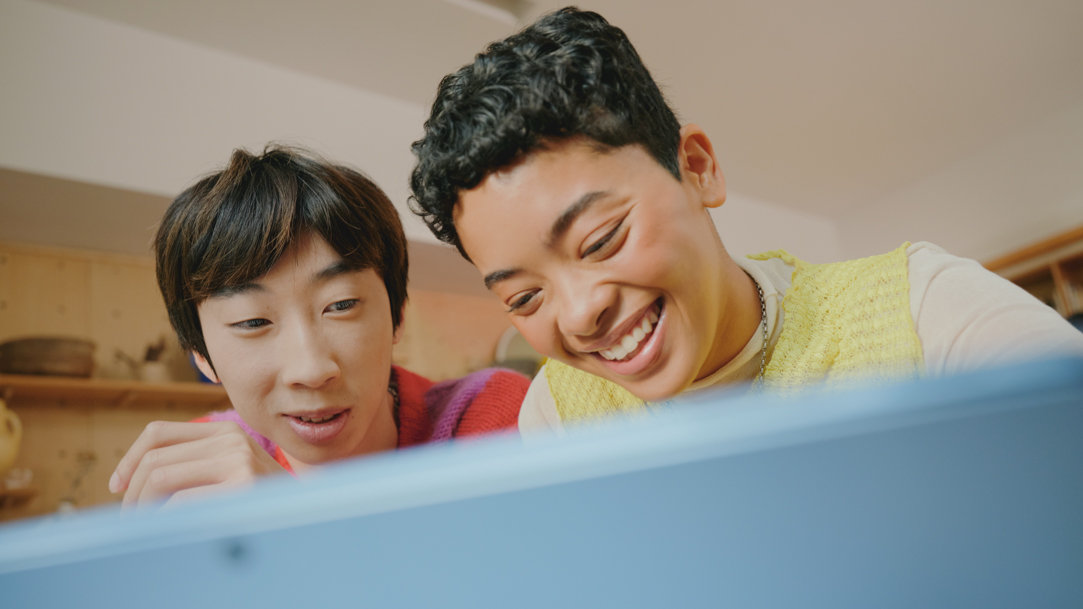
108, 471, 120, 493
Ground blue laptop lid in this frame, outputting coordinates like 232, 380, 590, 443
2, 356, 1081, 608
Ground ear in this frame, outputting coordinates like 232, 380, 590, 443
678, 124, 727, 209
190, 351, 221, 384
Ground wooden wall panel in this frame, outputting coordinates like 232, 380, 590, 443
2, 404, 91, 521
394, 289, 512, 381
1, 402, 209, 522
88, 258, 190, 381
0, 247, 92, 343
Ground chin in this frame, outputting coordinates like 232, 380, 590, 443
642, 368, 700, 401
609, 374, 683, 403
281, 443, 335, 466
631, 385, 682, 403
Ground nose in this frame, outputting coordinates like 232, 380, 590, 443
556, 276, 615, 342
279, 323, 340, 389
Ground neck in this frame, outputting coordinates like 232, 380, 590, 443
695, 262, 762, 382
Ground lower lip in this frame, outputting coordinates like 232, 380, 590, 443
598, 304, 665, 377
285, 410, 350, 445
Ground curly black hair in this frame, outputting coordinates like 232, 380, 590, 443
409, 6, 682, 259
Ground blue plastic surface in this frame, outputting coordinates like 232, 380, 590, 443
1, 357, 1081, 608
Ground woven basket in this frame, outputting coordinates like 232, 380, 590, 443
0, 337, 96, 377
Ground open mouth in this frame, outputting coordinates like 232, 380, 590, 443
598, 300, 662, 362
284, 408, 351, 445
292, 412, 344, 424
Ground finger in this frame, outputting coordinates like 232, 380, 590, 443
162, 480, 253, 508
162, 452, 298, 509
111, 421, 238, 493
138, 443, 286, 508
122, 431, 255, 508
126, 455, 237, 508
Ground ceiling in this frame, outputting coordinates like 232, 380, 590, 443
28, 0, 1083, 220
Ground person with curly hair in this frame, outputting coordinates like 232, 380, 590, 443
410, 7, 1083, 434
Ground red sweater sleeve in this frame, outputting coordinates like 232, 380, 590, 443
455, 369, 529, 436
396, 366, 529, 447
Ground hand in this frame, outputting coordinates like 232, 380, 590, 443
109, 420, 288, 508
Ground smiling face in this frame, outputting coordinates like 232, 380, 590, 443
192, 232, 399, 468
455, 128, 761, 401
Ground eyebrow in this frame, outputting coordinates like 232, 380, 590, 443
482, 190, 609, 290
547, 190, 609, 247
208, 282, 263, 299
314, 260, 356, 281
208, 260, 357, 298
483, 268, 519, 290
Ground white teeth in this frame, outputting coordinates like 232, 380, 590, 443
298, 413, 336, 424
598, 308, 659, 362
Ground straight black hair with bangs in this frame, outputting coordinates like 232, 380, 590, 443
156, 146, 408, 366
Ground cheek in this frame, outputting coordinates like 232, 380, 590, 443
625, 226, 686, 283
340, 319, 396, 366
201, 331, 276, 390
215, 355, 275, 397
511, 318, 558, 358
213, 361, 278, 437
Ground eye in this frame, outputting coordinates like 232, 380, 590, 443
230, 318, 270, 330
506, 290, 541, 315
581, 220, 625, 259
326, 299, 359, 313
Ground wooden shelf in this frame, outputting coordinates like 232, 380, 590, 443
985, 225, 1083, 318
0, 487, 38, 510
0, 374, 230, 409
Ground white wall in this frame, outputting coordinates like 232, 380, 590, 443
0, 0, 433, 242
712, 192, 843, 263
0, 0, 838, 263
836, 103, 1083, 262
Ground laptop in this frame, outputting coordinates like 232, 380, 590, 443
2, 356, 1081, 608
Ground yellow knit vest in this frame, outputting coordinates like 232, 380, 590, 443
546, 243, 924, 422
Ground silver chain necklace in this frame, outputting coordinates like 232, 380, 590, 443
755, 280, 768, 383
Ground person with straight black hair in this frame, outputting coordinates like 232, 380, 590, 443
111, 145, 529, 506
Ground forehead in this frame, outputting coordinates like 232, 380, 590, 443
454, 142, 654, 237
203, 233, 358, 299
